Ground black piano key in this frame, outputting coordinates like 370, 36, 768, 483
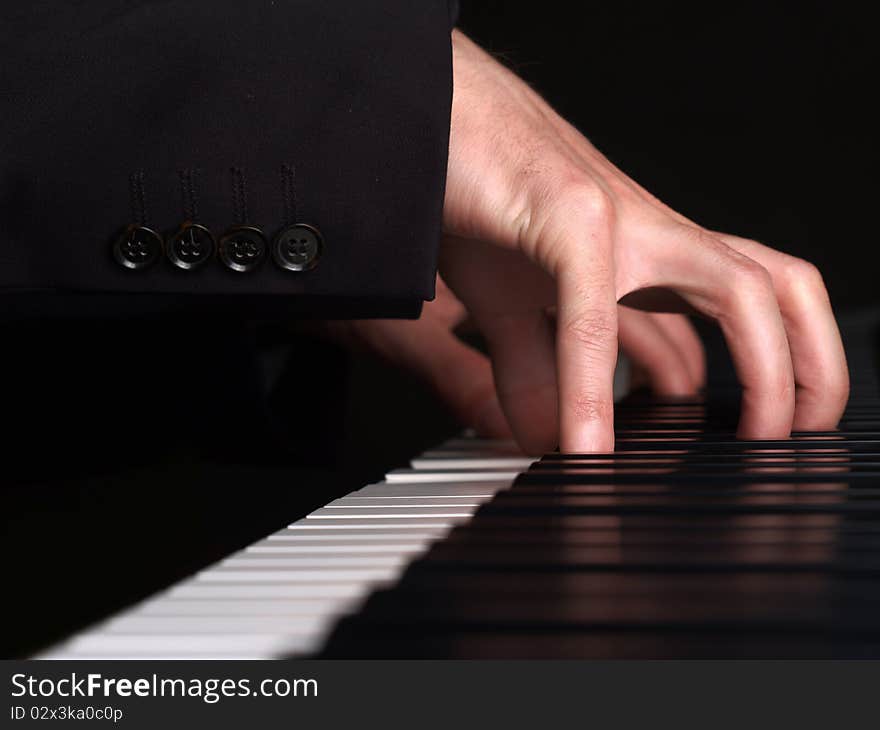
541, 449, 880, 459
515, 471, 880, 485
532, 456, 880, 467
318, 320, 880, 658
396, 552, 880, 574
471, 487, 880, 512
407, 543, 851, 567
320, 626, 880, 659
536, 456, 880, 465
601, 443, 880, 453
388, 570, 866, 597
436, 525, 880, 548
487, 492, 880, 507
336, 584, 880, 632
504, 483, 872, 495
391, 513, 880, 531
612, 430, 880, 439
345, 594, 834, 629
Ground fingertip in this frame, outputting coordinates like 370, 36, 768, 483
736, 389, 795, 440
560, 417, 615, 454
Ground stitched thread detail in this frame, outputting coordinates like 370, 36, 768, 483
129, 170, 148, 225
281, 163, 297, 227
231, 166, 249, 224
178, 168, 200, 222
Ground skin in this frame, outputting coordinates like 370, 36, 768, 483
330, 30, 849, 455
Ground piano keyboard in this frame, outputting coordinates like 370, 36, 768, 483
38, 320, 880, 660
38, 437, 532, 659
41, 399, 880, 659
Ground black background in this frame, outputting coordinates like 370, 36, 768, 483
460, 0, 878, 308
3, 1, 878, 658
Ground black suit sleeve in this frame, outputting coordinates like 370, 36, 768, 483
0, 1, 456, 317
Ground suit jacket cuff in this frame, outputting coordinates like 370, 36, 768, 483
0, 0, 454, 312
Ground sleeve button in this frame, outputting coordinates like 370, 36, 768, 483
273, 224, 322, 272
113, 224, 163, 270
218, 226, 268, 273
167, 222, 215, 270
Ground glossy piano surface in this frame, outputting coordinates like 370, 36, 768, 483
317, 390, 880, 658
317, 324, 880, 658
37, 311, 880, 659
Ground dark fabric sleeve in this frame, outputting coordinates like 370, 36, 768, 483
0, 1, 455, 316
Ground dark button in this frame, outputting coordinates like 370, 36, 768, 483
273, 224, 322, 272
218, 225, 268, 273
113, 224, 163, 270
167, 222, 215, 270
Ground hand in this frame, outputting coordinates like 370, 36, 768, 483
439, 30, 849, 453
328, 276, 706, 446
324, 276, 512, 439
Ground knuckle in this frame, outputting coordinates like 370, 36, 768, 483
728, 256, 773, 299
780, 255, 826, 293
557, 179, 614, 226
683, 224, 724, 251
561, 311, 618, 352
570, 394, 613, 424
826, 370, 851, 406
518, 170, 616, 270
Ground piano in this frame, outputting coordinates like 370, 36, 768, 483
38, 314, 880, 659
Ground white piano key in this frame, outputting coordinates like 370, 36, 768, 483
55, 634, 318, 658
384, 469, 518, 483
418, 449, 509, 458
220, 554, 412, 568
198, 568, 400, 582
308, 505, 476, 518
325, 496, 482, 507
137, 598, 362, 616
167, 583, 387, 599
291, 517, 464, 528
433, 437, 520, 452
410, 456, 534, 470
102, 615, 334, 634
47, 651, 297, 660
313, 507, 475, 520
35, 431, 535, 660
247, 542, 430, 553
354, 483, 498, 497
266, 530, 446, 541
50, 653, 286, 660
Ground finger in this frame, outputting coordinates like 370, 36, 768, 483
617, 307, 699, 395
431, 275, 470, 328
353, 319, 512, 439
715, 235, 849, 431
647, 311, 706, 389
652, 226, 795, 438
481, 309, 558, 454
554, 206, 619, 452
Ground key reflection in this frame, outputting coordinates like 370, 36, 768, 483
541, 509, 841, 633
